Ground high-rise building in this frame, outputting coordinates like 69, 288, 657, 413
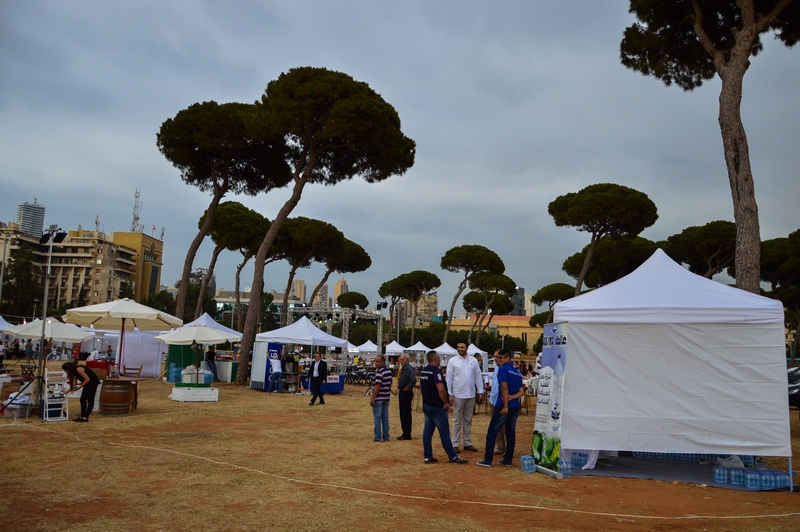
333, 277, 348, 305
510, 286, 527, 316
112, 232, 164, 302
16, 199, 46, 238
310, 283, 329, 307
403, 293, 439, 325
291, 279, 307, 303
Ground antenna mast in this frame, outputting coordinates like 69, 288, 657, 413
131, 189, 144, 233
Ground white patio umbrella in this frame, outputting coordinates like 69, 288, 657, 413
65, 299, 183, 372
3, 318, 94, 344
155, 325, 241, 346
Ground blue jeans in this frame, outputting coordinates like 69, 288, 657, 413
423, 404, 458, 460
483, 406, 521, 464
268, 371, 283, 392
372, 400, 390, 441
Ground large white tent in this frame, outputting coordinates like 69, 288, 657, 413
384, 341, 406, 355
255, 316, 347, 348
553, 249, 790, 457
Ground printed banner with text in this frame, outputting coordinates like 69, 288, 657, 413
531, 322, 567, 472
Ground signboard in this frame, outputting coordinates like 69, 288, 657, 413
531, 323, 568, 473
326, 375, 340, 384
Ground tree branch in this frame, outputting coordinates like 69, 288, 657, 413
691, 0, 727, 67
755, 0, 794, 33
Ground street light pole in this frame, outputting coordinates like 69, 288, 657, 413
0, 233, 8, 310
35, 225, 60, 403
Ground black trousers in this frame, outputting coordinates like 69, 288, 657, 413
399, 388, 413, 437
310, 377, 325, 404
80, 381, 99, 418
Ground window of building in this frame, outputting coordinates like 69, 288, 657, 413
93, 291, 98, 297
522, 333, 528, 344
96, 259, 102, 264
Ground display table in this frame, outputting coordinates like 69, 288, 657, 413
87, 360, 115, 374
300, 373, 345, 394
216, 360, 239, 383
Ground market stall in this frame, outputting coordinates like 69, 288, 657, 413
547, 249, 791, 487
254, 317, 348, 394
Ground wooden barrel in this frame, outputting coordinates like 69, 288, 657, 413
99, 380, 132, 415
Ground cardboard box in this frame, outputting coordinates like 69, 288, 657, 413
1, 382, 22, 402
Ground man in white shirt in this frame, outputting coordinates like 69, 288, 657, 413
446, 341, 485, 452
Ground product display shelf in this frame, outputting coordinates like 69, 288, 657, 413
42, 370, 69, 422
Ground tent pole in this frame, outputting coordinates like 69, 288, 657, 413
118, 318, 126, 375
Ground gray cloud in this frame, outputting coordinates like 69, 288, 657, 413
1, 1, 798, 317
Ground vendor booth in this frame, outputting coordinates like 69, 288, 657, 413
254, 317, 348, 394
356, 340, 378, 362
548, 249, 792, 487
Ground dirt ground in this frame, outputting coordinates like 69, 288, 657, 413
1, 368, 799, 531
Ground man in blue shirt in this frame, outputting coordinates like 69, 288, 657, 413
477, 349, 525, 467
419, 351, 468, 465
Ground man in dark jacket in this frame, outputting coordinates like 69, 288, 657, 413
397, 353, 416, 440
307, 352, 328, 406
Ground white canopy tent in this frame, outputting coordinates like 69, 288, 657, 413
346, 342, 360, 353
384, 340, 406, 355
0, 315, 12, 332
467, 344, 487, 355
255, 316, 347, 348
553, 249, 790, 457
357, 340, 378, 352
406, 341, 430, 352
180, 312, 242, 340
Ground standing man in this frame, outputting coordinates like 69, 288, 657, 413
446, 341, 485, 453
370, 355, 392, 442
396, 353, 416, 440
307, 352, 328, 406
205, 346, 220, 382
267, 352, 282, 392
477, 349, 525, 467
420, 350, 468, 464
488, 349, 505, 456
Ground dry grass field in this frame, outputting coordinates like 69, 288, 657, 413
1, 364, 799, 531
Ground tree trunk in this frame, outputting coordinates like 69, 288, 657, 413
443, 276, 469, 343
467, 313, 477, 344
175, 183, 227, 320
307, 268, 334, 310
574, 232, 599, 296
410, 299, 418, 344
280, 265, 301, 327
194, 243, 224, 320
236, 174, 310, 385
718, 60, 761, 293
234, 255, 250, 331
473, 308, 489, 347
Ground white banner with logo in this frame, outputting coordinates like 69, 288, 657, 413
532, 322, 567, 472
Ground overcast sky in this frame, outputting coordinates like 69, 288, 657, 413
2, 1, 798, 316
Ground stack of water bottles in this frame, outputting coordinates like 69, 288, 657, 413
713, 465, 790, 490
571, 452, 588, 469
167, 363, 182, 383
519, 455, 536, 474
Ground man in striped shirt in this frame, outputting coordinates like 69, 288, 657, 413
370, 355, 393, 442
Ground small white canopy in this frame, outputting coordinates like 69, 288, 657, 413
431, 342, 457, 356
357, 340, 378, 353
3, 318, 93, 344
467, 343, 487, 356
180, 312, 242, 340
0, 315, 12, 332
553, 248, 790, 457
405, 341, 430, 352
156, 325, 242, 346
65, 298, 183, 330
255, 316, 347, 348
347, 342, 360, 353
384, 340, 406, 354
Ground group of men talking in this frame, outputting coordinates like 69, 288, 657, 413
373, 340, 524, 467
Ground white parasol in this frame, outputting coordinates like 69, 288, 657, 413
65, 299, 182, 372
3, 318, 94, 344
